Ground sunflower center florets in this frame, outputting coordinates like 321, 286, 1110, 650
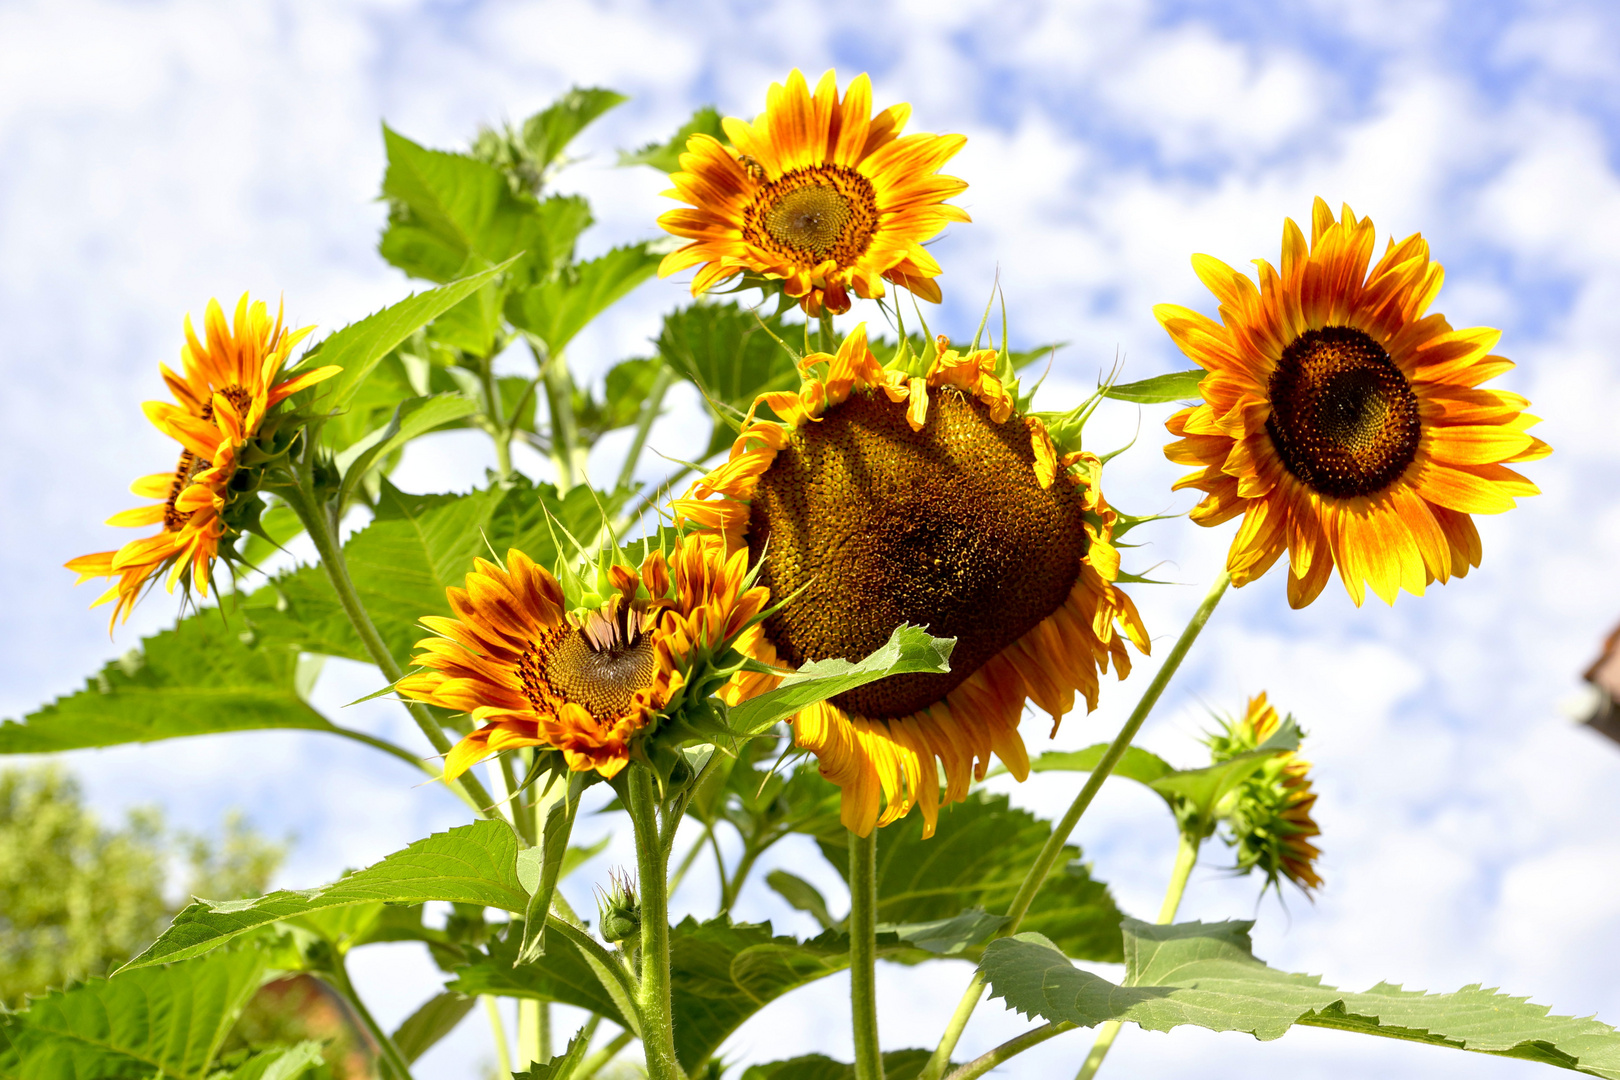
747, 388, 1089, 720
518, 610, 658, 723
162, 450, 211, 531
744, 165, 879, 267
1266, 326, 1421, 499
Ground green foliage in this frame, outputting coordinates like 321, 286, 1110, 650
446, 920, 629, 1024
0, 948, 270, 1079
981, 920, 1620, 1076
655, 301, 802, 459
726, 625, 956, 737
507, 243, 663, 355
620, 106, 728, 173
511, 1024, 593, 1080
0, 613, 335, 754
332, 392, 481, 507
1102, 369, 1204, 404
811, 790, 1126, 963
307, 262, 516, 411
123, 819, 531, 969
217, 1041, 326, 1080
739, 1050, 937, 1080
573, 357, 664, 443
240, 478, 626, 664
475, 87, 628, 194
390, 992, 476, 1064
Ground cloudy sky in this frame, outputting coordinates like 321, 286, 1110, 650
4, 0, 1620, 1077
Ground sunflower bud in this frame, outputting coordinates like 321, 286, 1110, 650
1206, 693, 1323, 895
597, 869, 641, 944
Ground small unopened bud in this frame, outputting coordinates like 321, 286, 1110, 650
597, 868, 641, 944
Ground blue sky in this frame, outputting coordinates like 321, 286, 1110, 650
4, 1, 1620, 1076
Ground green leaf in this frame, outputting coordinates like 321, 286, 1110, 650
574, 357, 664, 442
982, 921, 1620, 1076
739, 1050, 937, 1080
765, 870, 835, 931
520, 88, 628, 175
880, 911, 1008, 957
507, 243, 663, 356
308, 263, 515, 412
810, 790, 1125, 963
726, 625, 955, 738
0, 948, 269, 1079
378, 126, 589, 286
239, 479, 626, 664
334, 393, 481, 506
0, 614, 336, 754
391, 992, 476, 1064
121, 820, 531, 969
1103, 369, 1204, 404
512, 1024, 594, 1080
518, 777, 584, 964
1025, 745, 1176, 786
220, 1041, 326, 1080
655, 301, 801, 459
619, 106, 727, 173
446, 922, 629, 1027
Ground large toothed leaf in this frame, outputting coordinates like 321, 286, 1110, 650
980, 920, 1620, 1076
655, 301, 801, 459
1103, 369, 1204, 404
378, 126, 589, 286
446, 921, 630, 1028
739, 1050, 939, 1080
506, 243, 663, 355
307, 262, 516, 412
334, 392, 482, 506
0, 613, 335, 754
239, 478, 627, 664
518, 87, 628, 176
121, 820, 531, 969
619, 106, 727, 173
809, 790, 1126, 963
0, 948, 270, 1079
726, 624, 956, 738
391, 992, 477, 1065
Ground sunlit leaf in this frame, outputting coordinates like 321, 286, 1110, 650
391, 992, 477, 1064
619, 106, 727, 173
982, 920, 1620, 1076
655, 301, 801, 459
1103, 369, 1204, 404
334, 393, 481, 507
739, 1050, 938, 1080
519, 87, 628, 175
507, 242, 663, 355
121, 820, 531, 969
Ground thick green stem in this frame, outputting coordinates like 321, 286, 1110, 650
943, 1022, 1075, 1080
849, 829, 884, 1080
921, 571, 1232, 1080
518, 998, 550, 1068
326, 956, 415, 1080
282, 482, 499, 817
1075, 832, 1202, 1080
483, 995, 513, 1080
615, 364, 676, 492
627, 768, 681, 1080
536, 341, 583, 492
819, 310, 836, 352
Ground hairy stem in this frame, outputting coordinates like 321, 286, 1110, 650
483, 995, 513, 1080
627, 768, 681, 1080
849, 829, 885, 1080
1075, 832, 1201, 1080
615, 364, 677, 491
921, 571, 1232, 1080
282, 481, 498, 818
325, 955, 415, 1080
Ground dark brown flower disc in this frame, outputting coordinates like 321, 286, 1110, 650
1265, 325, 1422, 499
747, 387, 1090, 719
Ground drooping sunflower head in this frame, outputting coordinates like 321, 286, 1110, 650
65, 294, 331, 627
1207, 692, 1322, 896
657, 69, 969, 316
1159, 197, 1549, 609
400, 532, 768, 783
676, 325, 1149, 837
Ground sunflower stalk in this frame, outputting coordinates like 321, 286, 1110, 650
615, 363, 677, 492
325, 950, 417, 1080
484, 995, 514, 1080
534, 338, 585, 492
1074, 831, 1202, 1080
625, 766, 682, 1080
849, 828, 885, 1080
920, 571, 1232, 1080
278, 477, 500, 821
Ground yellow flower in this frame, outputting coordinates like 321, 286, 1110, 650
1207, 692, 1322, 895
399, 534, 768, 782
65, 294, 329, 626
657, 69, 969, 316
675, 326, 1149, 837
1159, 198, 1549, 608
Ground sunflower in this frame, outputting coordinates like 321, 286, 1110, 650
1207, 692, 1322, 895
1159, 198, 1549, 608
65, 294, 330, 626
657, 69, 969, 317
399, 533, 768, 782
674, 326, 1149, 837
